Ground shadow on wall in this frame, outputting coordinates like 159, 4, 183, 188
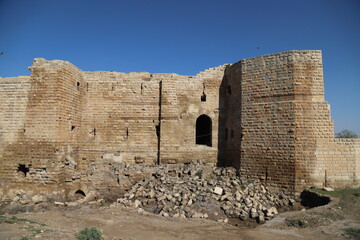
217, 64, 242, 169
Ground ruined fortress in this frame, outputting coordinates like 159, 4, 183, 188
0, 50, 359, 201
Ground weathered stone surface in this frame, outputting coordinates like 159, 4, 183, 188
0, 50, 359, 205
214, 187, 224, 196
115, 162, 295, 223
323, 187, 334, 192
31, 195, 46, 204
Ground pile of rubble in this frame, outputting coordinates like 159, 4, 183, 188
115, 162, 296, 223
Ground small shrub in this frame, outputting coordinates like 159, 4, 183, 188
76, 226, 102, 240
343, 227, 360, 240
195, 170, 203, 178
335, 129, 358, 138
285, 219, 308, 228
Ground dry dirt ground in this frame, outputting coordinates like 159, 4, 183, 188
1, 188, 359, 240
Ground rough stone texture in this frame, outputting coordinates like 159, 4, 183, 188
0, 50, 359, 201
220, 50, 359, 193
114, 162, 295, 223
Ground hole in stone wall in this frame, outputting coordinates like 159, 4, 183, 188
300, 190, 330, 208
126, 127, 129, 139
71, 126, 76, 131
75, 190, 86, 199
77, 82, 80, 91
155, 125, 160, 137
265, 74, 269, 84
86, 82, 89, 92
201, 93, 207, 102
17, 164, 30, 177
265, 167, 268, 184
227, 86, 232, 95
111, 83, 115, 91
201, 83, 207, 102
141, 83, 144, 95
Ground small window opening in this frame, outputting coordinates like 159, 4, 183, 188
265, 167, 268, 184
76, 82, 80, 91
86, 82, 89, 92
75, 190, 86, 199
155, 125, 160, 137
18, 164, 30, 177
89, 127, 96, 136
201, 93, 207, 102
227, 86, 232, 95
265, 74, 269, 84
225, 128, 228, 140
71, 126, 76, 131
126, 127, 129, 139
201, 83, 207, 102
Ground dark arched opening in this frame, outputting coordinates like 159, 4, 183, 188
196, 115, 212, 147
75, 190, 86, 199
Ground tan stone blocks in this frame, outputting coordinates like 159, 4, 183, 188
0, 51, 359, 200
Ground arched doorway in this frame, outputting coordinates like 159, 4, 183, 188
196, 115, 212, 147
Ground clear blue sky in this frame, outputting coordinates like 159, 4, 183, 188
1, 0, 359, 135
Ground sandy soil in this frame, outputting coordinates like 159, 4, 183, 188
0, 204, 355, 240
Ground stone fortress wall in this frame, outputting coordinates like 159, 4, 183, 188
0, 50, 359, 201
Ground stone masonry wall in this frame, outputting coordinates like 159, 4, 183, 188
236, 51, 298, 193
0, 76, 30, 149
314, 138, 360, 188
0, 50, 359, 201
222, 50, 359, 193
0, 58, 84, 200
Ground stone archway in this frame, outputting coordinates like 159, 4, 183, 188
196, 115, 212, 147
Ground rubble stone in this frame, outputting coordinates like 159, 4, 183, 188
116, 162, 295, 224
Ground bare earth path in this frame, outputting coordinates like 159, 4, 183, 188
0, 205, 352, 240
